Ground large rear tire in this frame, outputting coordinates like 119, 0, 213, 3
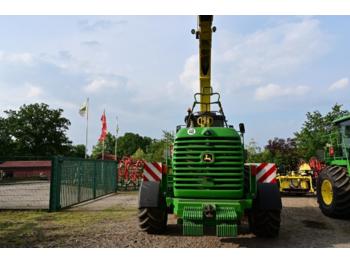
138, 207, 167, 234
317, 166, 350, 218
249, 209, 281, 238
249, 183, 281, 238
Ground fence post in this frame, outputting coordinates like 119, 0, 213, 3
114, 161, 118, 192
49, 156, 62, 212
93, 161, 97, 199
77, 160, 82, 203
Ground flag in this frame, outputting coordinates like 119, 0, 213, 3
79, 100, 88, 117
116, 117, 119, 135
99, 111, 107, 142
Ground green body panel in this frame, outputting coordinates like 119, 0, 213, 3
172, 127, 244, 199
324, 114, 350, 174
328, 159, 348, 167
333, 114, 350, 124
163, 126, 255, 236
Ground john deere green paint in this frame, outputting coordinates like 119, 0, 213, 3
138, 15, 282, 237
317, 114, 350, 218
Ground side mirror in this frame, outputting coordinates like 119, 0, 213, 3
176, 125, 181, 133
239, 123, 245, 134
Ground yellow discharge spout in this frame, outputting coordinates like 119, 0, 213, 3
196, 15, 214, 113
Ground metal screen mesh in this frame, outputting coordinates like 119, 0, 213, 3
0, 181, 50, 209
0, 158, 51, 210
50, 157, 117, 211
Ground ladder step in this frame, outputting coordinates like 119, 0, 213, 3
183, 221, 204, 236
216, 223, 237, 237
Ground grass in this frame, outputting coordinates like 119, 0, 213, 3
0, 205, 136, 247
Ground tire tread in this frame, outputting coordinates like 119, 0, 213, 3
138, 207, 167, 234
317, 166, 350, 218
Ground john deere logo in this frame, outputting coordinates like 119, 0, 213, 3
203, 153, 214, 163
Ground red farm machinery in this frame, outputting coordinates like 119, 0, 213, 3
118, 157, 144, 190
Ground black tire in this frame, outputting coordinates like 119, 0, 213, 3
317, 166, 350, 219
249, 209, 281, 238
138, 207, 167, 234
248, 183, 281, 238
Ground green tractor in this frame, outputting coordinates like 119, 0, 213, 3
138, 15, 282, 237
317, 114, 350, 218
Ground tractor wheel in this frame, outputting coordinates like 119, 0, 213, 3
249, 209, 281, 238
249, 183, 281, 238
317, 166, 350, 218
138, 207, 167, 234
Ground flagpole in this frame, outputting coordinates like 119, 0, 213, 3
85, 97, 89, 159
115, 116, 118, 161
102, 109, 105, 160
102, 139, 105, 160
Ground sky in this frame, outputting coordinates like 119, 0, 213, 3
0, 15, 350, 152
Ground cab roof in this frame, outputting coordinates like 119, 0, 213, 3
333, 114, 350, 125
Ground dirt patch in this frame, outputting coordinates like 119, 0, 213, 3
302, 220, 330, 230
70, 191, 138, 211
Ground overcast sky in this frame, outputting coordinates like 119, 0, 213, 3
0, 16, 349, 152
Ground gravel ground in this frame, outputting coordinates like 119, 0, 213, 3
1, 192, 350, 247
52, 192, 350, 247
0, 181, 49, 209
71, 192, 138, 211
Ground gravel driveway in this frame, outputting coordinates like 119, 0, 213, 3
1, 192, 350, 247
0, 181, 49, 209
68, 192, 350, 248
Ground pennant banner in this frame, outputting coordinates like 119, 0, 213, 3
99, 111, 107, 142
79, 100, 88, 117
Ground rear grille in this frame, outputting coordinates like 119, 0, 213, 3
173, 135, 244, 199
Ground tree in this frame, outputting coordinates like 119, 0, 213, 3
91, 130, 174, 162
145, 139, 165, 162
91, 132, 153, 159
144, 130, 174, 162
132, 148, 146, 160
294, 104, 349, 159
68, 144, 86, 158
162, 130, 174, 144
0, 117, 15, 157
245, 138, 262, 162
92, 133, 116, 158
2, 103, 72, 156
245, 138, 276, 164
117, 132, 152, 156
265, 137, 300, 171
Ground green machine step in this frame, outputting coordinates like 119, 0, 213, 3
182, 205, 238, 237
183, 206, 204, 236
216, 207, 237, 237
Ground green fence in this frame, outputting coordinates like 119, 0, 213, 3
49, 157, 117, 211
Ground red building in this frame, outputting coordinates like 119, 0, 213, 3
96, 153, 117, 160
0, 160, 51, 180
